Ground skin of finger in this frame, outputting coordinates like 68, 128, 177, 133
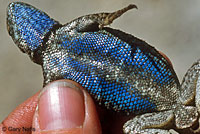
82, 89, 101, 134
32, 80, 101, 134
159, 51, 173, 66
0, 91, 40, 134
32, 111, 81, 134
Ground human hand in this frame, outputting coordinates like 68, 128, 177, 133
0, 80, 101, 134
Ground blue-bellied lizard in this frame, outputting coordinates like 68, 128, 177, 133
7, 2, 200, 134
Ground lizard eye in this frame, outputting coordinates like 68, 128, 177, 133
7, 2, 59, 55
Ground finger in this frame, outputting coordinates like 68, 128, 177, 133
159, 51, 173, 66
32, 80, 101, 134
0, 91, 40, 134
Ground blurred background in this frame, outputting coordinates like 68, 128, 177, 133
0, 0, 200, 121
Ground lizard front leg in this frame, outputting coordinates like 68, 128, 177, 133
64, 4, 137, 32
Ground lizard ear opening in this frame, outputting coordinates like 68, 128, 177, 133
7, 2, 59, 56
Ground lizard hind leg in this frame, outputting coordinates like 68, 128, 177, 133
173, 105, 198, 129
123, 110, 176, 134
192, 74, 200, 133
179, 59, 200, 133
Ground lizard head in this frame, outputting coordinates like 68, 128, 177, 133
7, 2, 60, 64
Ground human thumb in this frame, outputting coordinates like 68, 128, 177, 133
32, 80, 101, 134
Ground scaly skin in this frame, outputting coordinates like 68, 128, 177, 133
7, 2, 200, 134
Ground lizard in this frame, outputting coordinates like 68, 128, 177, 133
7, 2, 200, 134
